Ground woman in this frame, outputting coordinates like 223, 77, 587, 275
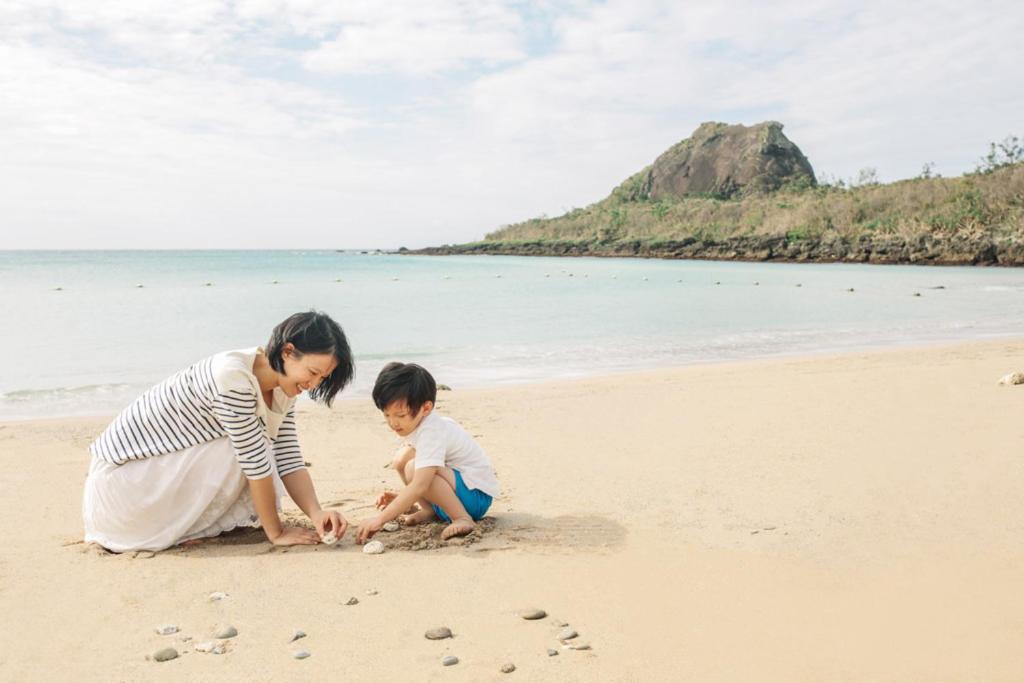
83, 311, 354, 552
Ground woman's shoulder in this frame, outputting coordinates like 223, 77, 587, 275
208, 347, 261, 393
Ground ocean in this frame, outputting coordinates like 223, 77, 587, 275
2, 250, 1023, 420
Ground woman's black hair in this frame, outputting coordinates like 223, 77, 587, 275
266, 311, 354, 406
372, 362, 436, 416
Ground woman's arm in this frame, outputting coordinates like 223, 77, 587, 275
282, 468, 349, 540
249, 475, 319, 545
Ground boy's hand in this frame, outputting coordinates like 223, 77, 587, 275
312, 509, 348, 542
375, 490, 398, 510
357, 516, 384, 544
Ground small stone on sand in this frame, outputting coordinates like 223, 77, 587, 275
290, 629, 306, 643
382, 521, 400, 532
501, 662, 516, 673
321, 531, 337, 545
153, 647, 178, 662
425, 627, 452, 640
518, 609, 547, 620
568, 642, 592, 651
214, 625, 238, 639
366, 589, 379, 596
547, 648, 559, 656
345, 597, 359, 606
442, 655, 459, 666
998, 371, 1024, 386
293, 650, 311, 659
154, 625, 179, 636
363, 540, 385, 554
208, 591, 228, 601
557, 627, 578, 641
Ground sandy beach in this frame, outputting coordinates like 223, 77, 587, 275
2, 339, 1023, 681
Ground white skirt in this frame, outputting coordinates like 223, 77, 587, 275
82, 437, 282, 553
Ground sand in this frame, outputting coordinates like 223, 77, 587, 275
1, 339, 1023, 681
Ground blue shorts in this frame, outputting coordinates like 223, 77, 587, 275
432, 469, 493, 522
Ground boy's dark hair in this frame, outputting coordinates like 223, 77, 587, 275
266, 311, 354, 406
372, 362, 436, 415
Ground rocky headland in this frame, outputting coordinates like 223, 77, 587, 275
413, 121, 1024, 265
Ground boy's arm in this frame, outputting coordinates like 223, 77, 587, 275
357, 466, 438, 543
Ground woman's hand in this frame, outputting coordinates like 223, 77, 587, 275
312, 509, 348, 541
357, 516, 384, 544
267, 526, 321, 546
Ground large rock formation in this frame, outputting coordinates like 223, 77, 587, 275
616, 121, 816, 200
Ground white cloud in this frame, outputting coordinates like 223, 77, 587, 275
0, 0, 1022, 248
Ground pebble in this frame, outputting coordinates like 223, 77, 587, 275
547, 648, 559, 656
442, 655, 459, 666
153, 647, 178, 662
208, 591, 228, 601
518, 609, 547, 620
567, 642, 592, 651
293, 650, 311, 659
437, 384, 452, 391
557, 627, 578, 641
214, 625, 238, 639
501, 662, 516, 673
346, 597, 359, 606
366, 589, 379, 596
321, 531, 337, 545
425, 627, 452, 640
154, 624, 179, 636
363, 540, 385, 554
382, 521, 400, 532
290, 629, 306, 643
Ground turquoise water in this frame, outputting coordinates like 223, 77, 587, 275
2, 250, 1023, 420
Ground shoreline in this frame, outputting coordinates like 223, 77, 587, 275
6, 333, 1024, 426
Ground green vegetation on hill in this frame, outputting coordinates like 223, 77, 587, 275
418, 135, 1024, 265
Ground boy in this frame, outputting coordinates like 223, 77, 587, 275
356, 362, 499, 543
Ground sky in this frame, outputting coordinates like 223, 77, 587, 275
1, 0, 1022, 249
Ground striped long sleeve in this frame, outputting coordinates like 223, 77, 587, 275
271, 407, 305, 477
210, 387, 274, 479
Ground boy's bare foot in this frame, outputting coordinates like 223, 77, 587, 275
441, 518, 475, 540
399, 508, 436, 526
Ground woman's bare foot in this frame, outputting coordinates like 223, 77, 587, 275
399, 508, 436, 526
441, 517, 475, 540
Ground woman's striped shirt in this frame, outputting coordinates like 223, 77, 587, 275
89, 348, 305, 480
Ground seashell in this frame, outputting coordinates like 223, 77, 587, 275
154, 624, 179, 636
194, 641, 224, 654
321, 531, 337, 545
208, 591, 228, 601
290, 629, 306, 643
382, 521, 400, 532
293, 650, 311, 659
362, 540, 385, 555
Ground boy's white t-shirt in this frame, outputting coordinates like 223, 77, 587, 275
403, 412, 500, 498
